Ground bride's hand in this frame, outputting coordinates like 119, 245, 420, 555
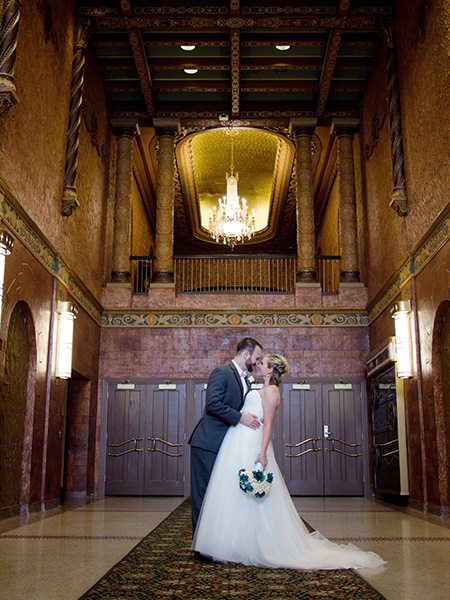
256, 452, 268, 470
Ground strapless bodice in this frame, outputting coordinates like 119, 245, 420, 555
240, 389, 264, 420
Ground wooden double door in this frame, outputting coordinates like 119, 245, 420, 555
105, 383, 186, 495
104, 380, 366, 496
280, 383, 365, 495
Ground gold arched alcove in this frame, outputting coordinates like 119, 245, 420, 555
176, 128, 295, 246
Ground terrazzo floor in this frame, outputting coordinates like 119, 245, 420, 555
0, 496, 448, 600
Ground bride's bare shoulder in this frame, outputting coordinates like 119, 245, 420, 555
260, 385, 280, 404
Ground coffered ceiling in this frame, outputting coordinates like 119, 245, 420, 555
77, 1, 392, 253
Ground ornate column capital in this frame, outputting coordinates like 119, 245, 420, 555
111, 118, 139, 139
152, 117, 181, 137
289, 117, 317, 138
330, 118, 360, 138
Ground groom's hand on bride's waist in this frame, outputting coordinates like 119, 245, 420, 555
240, 413, 260, 429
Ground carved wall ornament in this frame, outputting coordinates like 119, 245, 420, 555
0, 0, 20, 116
62, 19, 90, 216
37, 0, 59, 49
415, 0, 434, 46
365, 98, 389, 160
81, 101, 106, 160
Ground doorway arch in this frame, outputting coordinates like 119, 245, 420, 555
432, 299, 450, 515
0, 301, 37, 513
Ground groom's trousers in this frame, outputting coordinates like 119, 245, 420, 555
190, 446, 218, 533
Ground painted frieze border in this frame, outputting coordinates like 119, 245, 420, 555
102, 310, 368, 328
0, 180, 103, 324
368, 205, 450, 324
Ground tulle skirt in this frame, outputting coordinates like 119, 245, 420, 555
192, 420, 385, 570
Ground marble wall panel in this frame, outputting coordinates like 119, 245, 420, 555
100, 326, 369, 381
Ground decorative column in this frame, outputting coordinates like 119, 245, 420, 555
0, 0, 20, 116
332, 119, 360, 284
152, 118, 180, 284
382, 23, 408, 216
110, 120, 137, 284
290, 118, 318, 283
62, 19, 90, 217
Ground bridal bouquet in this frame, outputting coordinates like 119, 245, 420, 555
238, 467, 274, 499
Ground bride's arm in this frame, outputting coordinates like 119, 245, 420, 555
256, 386, 280, 469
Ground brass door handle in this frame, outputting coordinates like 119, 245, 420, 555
107, 437, 144, 457
285, 437, 321, 457
147, 436, 183, 457
324, 437, 362, 457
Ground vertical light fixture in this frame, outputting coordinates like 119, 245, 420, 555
0, 227, 14, 326
55, 301, 78, 379
391, 300, 413, 378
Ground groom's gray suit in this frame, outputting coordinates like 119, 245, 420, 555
189, 361, 247, 531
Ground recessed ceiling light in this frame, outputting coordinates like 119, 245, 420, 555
275, 45, 291, 51
181, 45, 196, 51
184, 68, 198, 74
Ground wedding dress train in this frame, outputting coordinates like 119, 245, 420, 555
192, 389, 385, 570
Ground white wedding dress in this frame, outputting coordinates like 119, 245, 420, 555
192, 389, 385, 570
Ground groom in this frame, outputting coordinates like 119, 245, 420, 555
189, 337, 263, 533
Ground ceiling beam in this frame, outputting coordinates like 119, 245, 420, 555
316, 0, 351, 118
120, 1, 155, 117
230, 29, 240, 117
95, 15, 377, 31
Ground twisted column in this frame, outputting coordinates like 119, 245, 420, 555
111, 121, 137, 283
291, 119, 318, 283
152, 119, 179, 284
0, 0, 20, 116
332, 120, 360, 283
385, 27, 408, 216
62, 19, 89, 217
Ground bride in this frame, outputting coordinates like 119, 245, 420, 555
192, 354, 385, 570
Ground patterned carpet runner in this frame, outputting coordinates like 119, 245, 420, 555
79, 500, 386, 599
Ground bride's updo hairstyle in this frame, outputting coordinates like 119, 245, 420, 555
266, 354, 290, 387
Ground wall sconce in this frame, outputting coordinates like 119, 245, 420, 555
0, 228, 14, 326
390, 300, 413, 378
55, 301, 78, 379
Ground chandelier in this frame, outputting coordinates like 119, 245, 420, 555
208, 130, 255, 249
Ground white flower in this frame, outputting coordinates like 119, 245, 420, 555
247, 375, 255, 384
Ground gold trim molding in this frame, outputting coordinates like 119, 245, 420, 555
368, 204, 450, 324
0, 177, 103, 324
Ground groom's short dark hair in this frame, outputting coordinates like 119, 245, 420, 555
236, 337, 262, 355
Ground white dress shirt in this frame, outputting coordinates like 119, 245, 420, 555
232, 360, 249, 395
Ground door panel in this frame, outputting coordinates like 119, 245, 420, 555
105, 386, 145, 495
322, 385, 364, 495
144, 386, 186, 495
281, 385, 323, 494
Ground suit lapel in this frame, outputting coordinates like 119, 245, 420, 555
229, 362, 245, 397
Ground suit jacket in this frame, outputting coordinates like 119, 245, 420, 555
188, 362, 245, 453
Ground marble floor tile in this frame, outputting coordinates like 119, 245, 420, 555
0, 495, 448, 600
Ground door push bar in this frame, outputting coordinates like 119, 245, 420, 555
147, 436, 183, 457
286, 429, 362, 458
285, 437, 322, 457
107, 436, 144, 457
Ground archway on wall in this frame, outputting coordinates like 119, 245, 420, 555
0, 301, 37, 512
433, 299, 450, 514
